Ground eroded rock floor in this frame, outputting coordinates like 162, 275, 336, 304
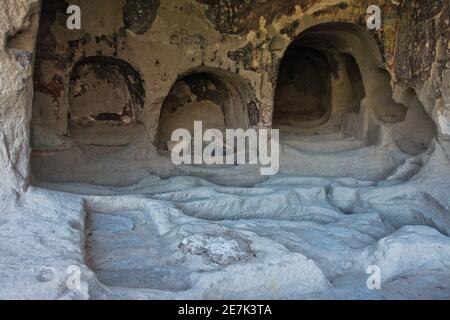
2, 142, 450, 300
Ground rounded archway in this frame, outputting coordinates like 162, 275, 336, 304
68, 56, 146, 153
157, 68, 257, 151
273, 22, 406, 140
274, 47, 333, 129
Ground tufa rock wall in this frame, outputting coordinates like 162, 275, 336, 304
0, 0, 40, 195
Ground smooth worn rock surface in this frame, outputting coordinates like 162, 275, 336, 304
1, 141, 449, 299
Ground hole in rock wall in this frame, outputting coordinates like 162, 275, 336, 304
157, 69, 254, 152
273, 23, 405, 140
393, 88, 437, 155
30, 1, 148, 157
68, 57, 146, 154
274, 47, 332, 129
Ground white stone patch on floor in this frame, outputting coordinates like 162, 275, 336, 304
180, 233, 253, 266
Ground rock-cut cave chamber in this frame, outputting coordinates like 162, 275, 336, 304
30, 7, 437, 183
7, 0, 447, 299
156, 69, 254, 152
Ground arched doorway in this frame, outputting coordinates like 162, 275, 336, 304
273, 22, 406, 141
68, 56, 146, 154
157, 68, 257, 151
274, 47, 333, 129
